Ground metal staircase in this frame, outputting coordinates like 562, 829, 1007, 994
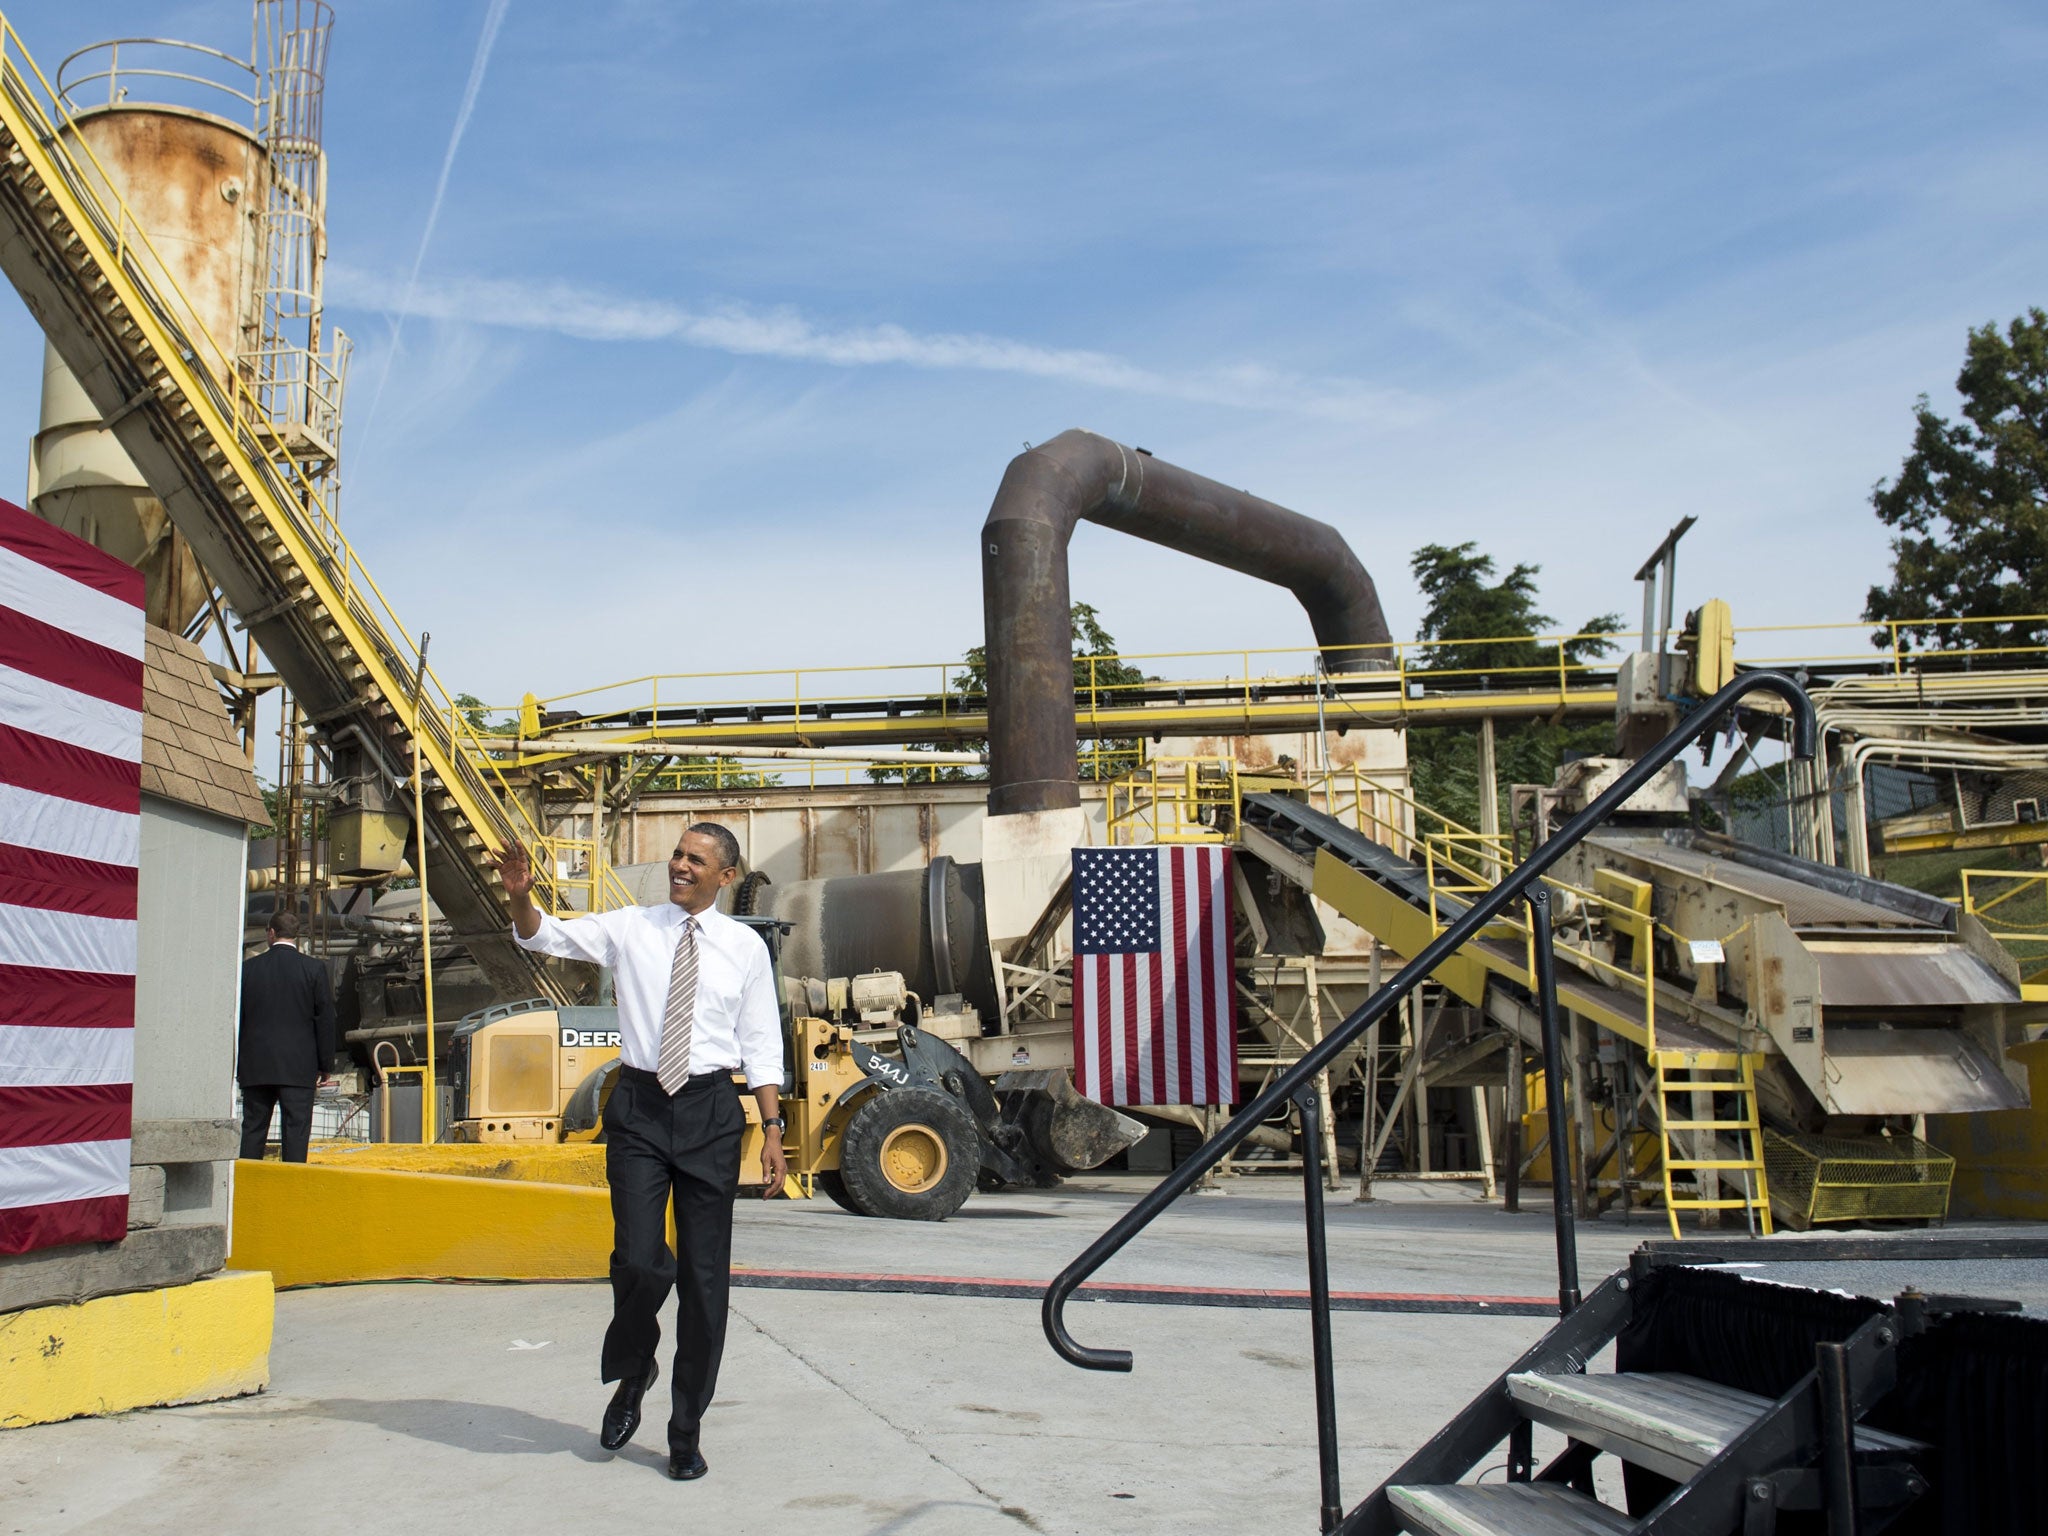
1041, 673, 1909, 1533
1354, 1262, 1931, 1535
0, 22, 583, 999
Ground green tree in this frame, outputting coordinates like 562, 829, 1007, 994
1404, 543, 1620, 832
1412, 543, 1619, 680
250, 777, 284, 842
452, 692, 516, 736
868, 601, 1152, 784
1865, 308, 2048, 652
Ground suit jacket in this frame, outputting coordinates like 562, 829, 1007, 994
238, 942, 337, 1086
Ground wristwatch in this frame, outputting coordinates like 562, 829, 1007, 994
760, 1116, 786, 1134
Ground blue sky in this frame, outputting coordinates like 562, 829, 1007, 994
5, 1, 2046, 709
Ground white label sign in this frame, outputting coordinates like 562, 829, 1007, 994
1687, 938, 1726, 966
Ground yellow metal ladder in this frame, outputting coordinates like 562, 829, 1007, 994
1654, 1050, 1773, 1239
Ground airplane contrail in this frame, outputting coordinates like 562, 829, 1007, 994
353, 0, 513, 455
327, 266, 1425, 429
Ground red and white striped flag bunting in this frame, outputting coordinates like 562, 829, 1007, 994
1072, 844, 1238, 1107
0, 499, 144, 1255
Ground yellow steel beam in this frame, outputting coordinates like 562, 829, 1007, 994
1886, 820, 2048, 855
498, 685, 1621, 759
1311, 852, 1491, 1006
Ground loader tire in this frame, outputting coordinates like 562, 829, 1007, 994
815, 1170, 866, 1215
836, 1087, 979, 1221
733, 870, 771, 916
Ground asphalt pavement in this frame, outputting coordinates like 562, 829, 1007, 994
4, 1175, 2042, 1536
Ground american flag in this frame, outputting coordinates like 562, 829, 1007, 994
1072, 845, 1238, 1107
0, 500, 143, 1255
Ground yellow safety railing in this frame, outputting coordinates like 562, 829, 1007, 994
475, 612, 2048, 752
1093, 743, 1779, 1229
1412, 831, 1670, 1054
1313, 767, 1702, 1052
1732, 614, 2048, 678
481, 631, 1629, 746
1297, 764, 1414, 857
1960, 868, 2048, 934
1334, 785, 1769, 1233
1107, 757, 1241, 845
1422, 831, 1513, 902
1960, 869, 2048, 1001
457, 741, 1150, 792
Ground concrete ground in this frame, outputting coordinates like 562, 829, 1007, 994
5, 1176, 2043, 1536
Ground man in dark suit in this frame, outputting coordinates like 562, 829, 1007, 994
237, 909, 337, 1163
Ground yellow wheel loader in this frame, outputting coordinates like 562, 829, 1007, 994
441, 915, 1139, 1220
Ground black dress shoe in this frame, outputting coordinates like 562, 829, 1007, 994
599, 1359, 658, 1451
666, 1448, 709, 1481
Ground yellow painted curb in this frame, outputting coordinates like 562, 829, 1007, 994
227, 1159, 615, 1287
0, 1270, 273, 1429
309, 1141, 608, 1187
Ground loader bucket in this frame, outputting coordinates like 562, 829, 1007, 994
998, 1069, 1147, 1176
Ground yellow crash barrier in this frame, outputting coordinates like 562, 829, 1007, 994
228, 1160, 615, 1288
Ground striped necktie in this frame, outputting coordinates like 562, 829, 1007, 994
656, 916, 698, 1093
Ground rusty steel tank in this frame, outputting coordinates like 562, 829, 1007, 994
752, 856, 1001, 1025
30, 20, 314, 632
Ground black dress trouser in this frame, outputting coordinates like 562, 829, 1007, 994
600, 1066, 744, 1451
239, 1084, 315, 1163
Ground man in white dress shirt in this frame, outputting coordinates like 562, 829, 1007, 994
486, 823, 786, 1481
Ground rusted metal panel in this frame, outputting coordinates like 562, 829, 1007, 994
806, 805, 864, 880
1809, 943, 2018, 1008
68, 107, 263, 378
739, 810, 806, 887
870, 803, 932, 874
627, 810, 684, 865
1822, 1027, 2026, 1115
1160, 730, 1411, 780
932, 800, 995, 861
1745, 912, 1826, 1097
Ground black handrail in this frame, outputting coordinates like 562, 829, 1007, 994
1043, 670, 1817, 1373
1527, 887, 1582, 1316
1297, 1087, 1343, 1529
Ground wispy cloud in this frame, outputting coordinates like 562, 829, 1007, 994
325, 266, 1423, 427
356, 0, 514, 451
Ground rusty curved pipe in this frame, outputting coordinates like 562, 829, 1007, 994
981, 429, 1391, 816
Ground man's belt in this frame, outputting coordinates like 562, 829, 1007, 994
619, 1064, 741, 1095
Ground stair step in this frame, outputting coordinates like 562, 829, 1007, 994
1507, 1371, 1923, 1483
1387, 1482, 1631, 1536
